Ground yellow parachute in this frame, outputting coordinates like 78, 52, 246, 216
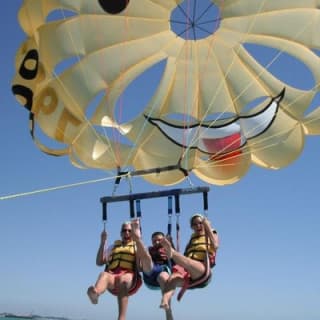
12, 0, 320, 186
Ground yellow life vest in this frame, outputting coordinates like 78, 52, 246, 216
107, 240, 137, 271
184, 233, 215, 263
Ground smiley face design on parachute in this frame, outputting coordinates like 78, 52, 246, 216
12, 0, 320, 185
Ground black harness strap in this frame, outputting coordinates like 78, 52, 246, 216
167, 196, 173, 237
136, 199, 141, 218
175, 194, 181, 252
102, 202, 107, 231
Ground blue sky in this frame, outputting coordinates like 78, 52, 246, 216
1, 1, 320, 320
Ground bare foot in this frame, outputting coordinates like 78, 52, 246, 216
131, 218, 141, 240
87, 286, 99, 304
160, 237, 174, 259
160, 299, 174, 320
160, 299, 170, 310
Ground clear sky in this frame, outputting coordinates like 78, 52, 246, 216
1, 1, 320, 320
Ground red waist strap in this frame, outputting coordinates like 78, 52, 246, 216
177, 258, 213, 301
108, 269, 142, 297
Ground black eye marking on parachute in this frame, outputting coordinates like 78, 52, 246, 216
11, 49, 39, 111
98, 0, 130, 14
144, 88, 285, 155
11, 85, 33, 111
18, 49, 39, 80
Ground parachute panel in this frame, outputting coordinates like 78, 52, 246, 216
12, 0, 320, 186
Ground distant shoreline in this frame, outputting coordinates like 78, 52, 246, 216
0, 313, 69, 320
0, 314, 34, 319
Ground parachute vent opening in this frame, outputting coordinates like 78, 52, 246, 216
304, 91, 320, 117
54, 56, 82, 77
113, 59, 166, 124
241, 96, 270, 116
170, 0, 221, 40
165, 113, 198, 124
244, 43, 315, 91
32, 122, 68, 150
86, 91, 105, 119
46, 9, 77, 22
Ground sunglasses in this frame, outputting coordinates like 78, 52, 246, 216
121, 229, 132, 233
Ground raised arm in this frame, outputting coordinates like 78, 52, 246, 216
202, 218, 219, 251
96, 230, 108, 266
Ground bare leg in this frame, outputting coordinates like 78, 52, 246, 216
87, 271, 111, 304
131, 219, 153, 273
161, 238, 205, 280
164, 306, 174, 320
87, 286, 99, 305
160, 273, 184, 311
117, 274, 133, 320
117, 293, 129, 320
158, 272, 175, 320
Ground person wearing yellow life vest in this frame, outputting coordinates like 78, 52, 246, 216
161, 214, 219, 304
87, 222, 142, 320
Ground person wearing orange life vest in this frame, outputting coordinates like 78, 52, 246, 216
87, 222, 142, 320
161, 214, 219, 305
131, 219, 175, 320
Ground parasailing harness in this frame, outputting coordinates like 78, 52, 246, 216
100, 185, 212, 297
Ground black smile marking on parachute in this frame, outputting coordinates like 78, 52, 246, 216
98, 0, 130, 14
144, 88, 285, 154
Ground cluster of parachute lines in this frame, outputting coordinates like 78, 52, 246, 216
6, 0, 320, 200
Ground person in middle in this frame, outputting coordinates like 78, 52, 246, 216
131, 219, 175, 320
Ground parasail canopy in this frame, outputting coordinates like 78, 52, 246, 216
12, 0, 320, 186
